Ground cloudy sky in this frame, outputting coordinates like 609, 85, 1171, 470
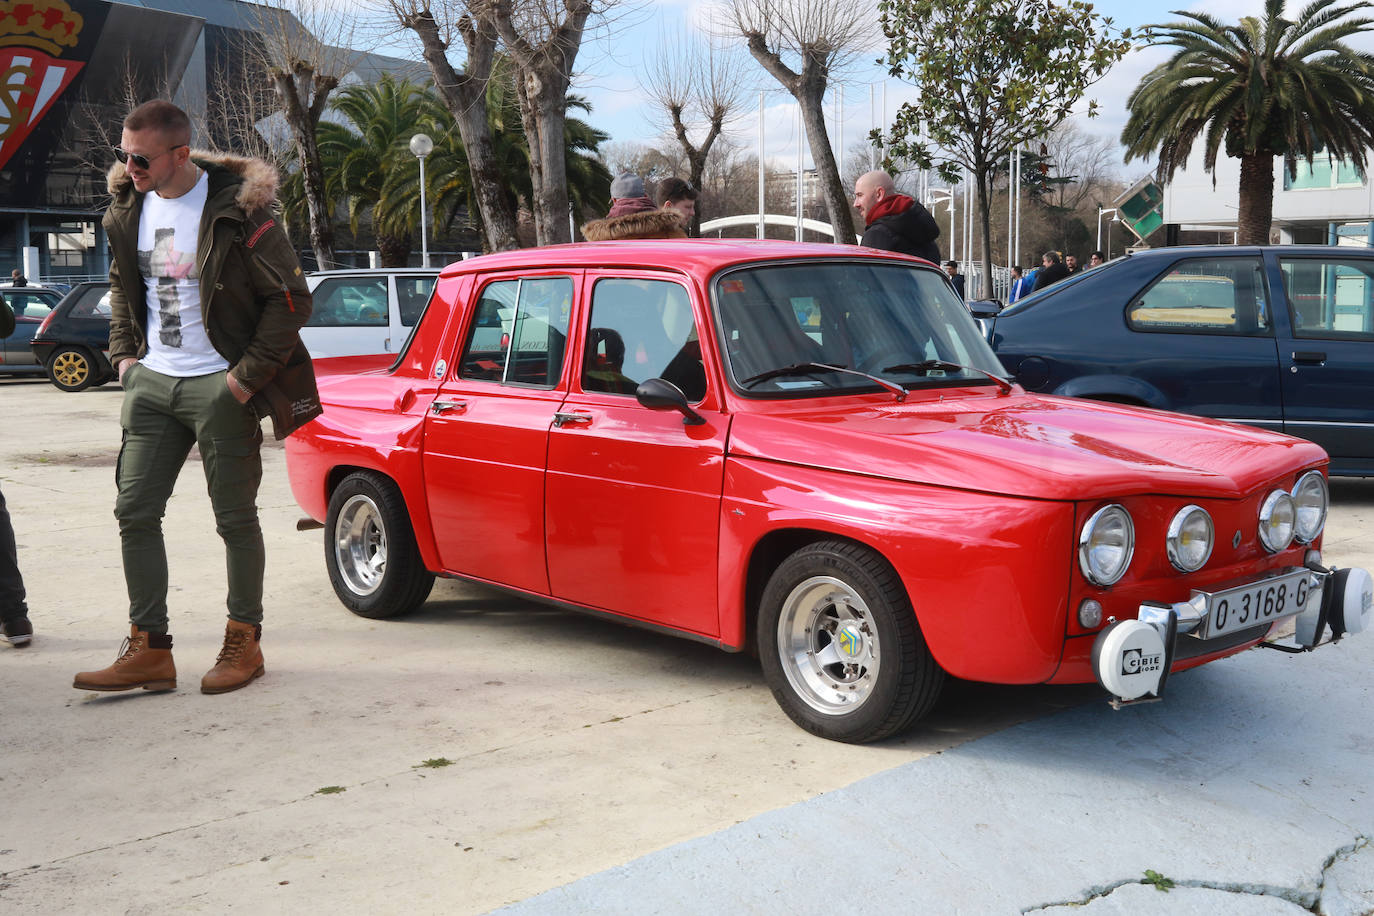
562, 0, 1346, 180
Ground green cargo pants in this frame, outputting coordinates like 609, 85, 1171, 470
115, 364, 265, 634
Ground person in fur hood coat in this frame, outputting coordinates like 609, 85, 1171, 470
582, 173, 687, 241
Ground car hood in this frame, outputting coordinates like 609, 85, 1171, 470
726, 392, 1326, 500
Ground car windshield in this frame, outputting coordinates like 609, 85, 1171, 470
714, 260, 1007, 396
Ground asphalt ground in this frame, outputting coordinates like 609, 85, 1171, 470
0, 376, 1370, 914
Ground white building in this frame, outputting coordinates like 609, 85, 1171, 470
1162, 147, 1374, 246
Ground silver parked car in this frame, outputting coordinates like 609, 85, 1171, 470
301, 268, 440, 358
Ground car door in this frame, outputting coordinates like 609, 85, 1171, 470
2, 290, 58, 368
544, 273, 728, 637
420, 273, 575, 593
1122, 255, 1283, 428
301, 275, 391, 357
1273, 252, 1374, 472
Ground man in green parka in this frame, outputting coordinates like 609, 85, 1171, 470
74, 100, 320, 696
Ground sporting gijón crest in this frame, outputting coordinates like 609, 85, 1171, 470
1, 0, 86, 171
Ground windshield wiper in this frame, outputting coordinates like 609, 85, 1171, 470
881, 360, 1015, 395
740, 362, 907, 401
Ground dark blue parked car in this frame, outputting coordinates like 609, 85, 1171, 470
984, 245, 1374, 477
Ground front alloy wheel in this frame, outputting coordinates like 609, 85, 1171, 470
759, 540, 944, 743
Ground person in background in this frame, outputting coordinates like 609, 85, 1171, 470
852, 170, 940, 262
943, 260, 966, 299
582, 173, 686, 241
9, 269, 26, 286
1065, 253, 1081, 274
1033, 250, 1070, 291
0, 295, 33, 648
656, 177, 698, 232
1088, 250, 1105, 269
1008, 265, 1034, 303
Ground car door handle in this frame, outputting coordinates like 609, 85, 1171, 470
1291, 351, 1326, 365
553, 411, 593, 428
430, 400, 467, 415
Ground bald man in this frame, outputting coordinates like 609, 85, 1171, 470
853, 170, 940, 263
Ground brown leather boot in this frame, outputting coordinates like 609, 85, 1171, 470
73, 626, 176, 691
201, 619, 265, 694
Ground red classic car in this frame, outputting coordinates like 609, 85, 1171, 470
285, 241, 1372, 743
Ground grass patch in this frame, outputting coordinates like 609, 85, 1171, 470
1142, 869, 1175, 892
315, 785, 346, 795
415, 758, 454, 769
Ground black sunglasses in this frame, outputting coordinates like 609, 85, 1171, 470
113, 144, 187, 170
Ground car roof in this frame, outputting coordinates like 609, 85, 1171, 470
1121, 244, 1373, 260
440, 239, 936, 282
308, 267, 442, 277
0, 283, 63, 293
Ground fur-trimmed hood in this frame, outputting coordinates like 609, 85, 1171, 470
106, 149, 281, 214
581, 209, 687, 242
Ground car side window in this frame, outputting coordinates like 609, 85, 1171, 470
6, 292, 56, 321
70, 286, 112, 319
1127, 258, 1270, 335
1279, 257, 1374, 339
460, 276, 572, 387
307, 278, 388, 327
397, 276, 437, 326
582, 278, 705, 402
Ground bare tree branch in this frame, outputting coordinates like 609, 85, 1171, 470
727, 0, 871, 241
236, 0, 368, 269
385, 0, 521, 251
479, 0, 595, 245
643, 32, 745, 234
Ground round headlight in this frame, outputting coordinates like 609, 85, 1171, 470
1258, 490, 1296, 553
1290, 471, 1328, 544
1079, 504, 1134, 586
1166, 505, 1214, 572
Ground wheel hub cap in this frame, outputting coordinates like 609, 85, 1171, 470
777, 576, 880, 714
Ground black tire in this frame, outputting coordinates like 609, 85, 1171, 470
47, 347, 98, 392
324, 471, 435, 618
758, 540, 944, 743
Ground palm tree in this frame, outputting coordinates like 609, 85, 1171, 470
1122, 0, 1374, 244
284, 70, 611, 257
317, 75, 456, 266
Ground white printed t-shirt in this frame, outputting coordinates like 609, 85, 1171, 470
137, 170, 229, 377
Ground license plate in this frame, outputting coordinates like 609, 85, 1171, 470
1195, 570, 1316, 639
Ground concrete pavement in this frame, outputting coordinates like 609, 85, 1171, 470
0, 377, 1371, 915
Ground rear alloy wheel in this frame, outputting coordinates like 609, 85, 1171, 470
325, 471, 434, 618
758, 540, 944, 743
47, 347, 100, 392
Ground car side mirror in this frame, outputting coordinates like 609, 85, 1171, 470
636, 378, 706, 425
967, 299, 1002, 319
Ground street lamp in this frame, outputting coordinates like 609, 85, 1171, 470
1096, 205, 1118, 252
409, 133, 434, 268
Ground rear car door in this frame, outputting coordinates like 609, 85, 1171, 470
544, 273, 727, 637
1273, 252, 1374, 474
420, 272, 575, 593
1122, 255, 1283, 428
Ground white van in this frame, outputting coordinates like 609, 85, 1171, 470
300, 268, 440, 358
